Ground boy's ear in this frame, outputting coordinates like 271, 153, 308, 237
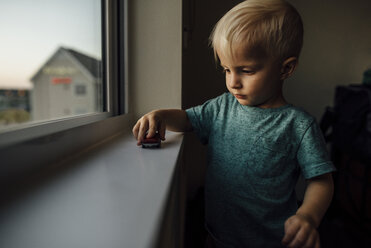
280, 57, 298, 80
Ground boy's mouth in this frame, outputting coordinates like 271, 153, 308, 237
234, 94, 246, 99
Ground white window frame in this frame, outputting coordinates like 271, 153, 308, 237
0, 0, 129, 182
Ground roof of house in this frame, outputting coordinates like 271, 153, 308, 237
31, 47, 102, 82
64, 48, 102, 79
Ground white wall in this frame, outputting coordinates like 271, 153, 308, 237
128, 0, 182, 119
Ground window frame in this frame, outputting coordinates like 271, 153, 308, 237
0, 0, 130, 182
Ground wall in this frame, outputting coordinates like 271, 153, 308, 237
285, 0, 371, 121
182, 0, 241, 200
129, 0, 182, 119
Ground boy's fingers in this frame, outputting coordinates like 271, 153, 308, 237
147, 120, 158, 138
137, 120, 149, 144
159, 121, 166, 140
287, 227, 310, 248
132, 122, 140, 140
303, 230, 318, 248
282, 231, 297, 247
283, 219, 318, 248
282, 217, 299, 245
133, 111, 165, 146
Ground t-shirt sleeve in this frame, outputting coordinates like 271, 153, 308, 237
185, 96, 222, 145
297, 120, 336, 179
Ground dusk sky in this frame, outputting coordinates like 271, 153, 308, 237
0, 0, 101, 89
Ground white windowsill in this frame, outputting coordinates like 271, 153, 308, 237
0, 130, 184, 248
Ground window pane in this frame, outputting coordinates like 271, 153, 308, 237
0, 0, 103, 129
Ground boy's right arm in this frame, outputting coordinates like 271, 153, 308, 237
132, 109, 193, 146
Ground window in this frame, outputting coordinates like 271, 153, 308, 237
0, 0, 104, 128
75, 84, 87, 96
0, 0, 128, 175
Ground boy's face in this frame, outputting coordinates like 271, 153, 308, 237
218, 46, 288, 108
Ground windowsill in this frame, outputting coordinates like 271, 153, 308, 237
0, 130, 184, 248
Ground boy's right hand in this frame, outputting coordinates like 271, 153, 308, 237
132, 110, 166, 146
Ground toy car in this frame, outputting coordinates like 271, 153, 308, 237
141, 133, 161, 148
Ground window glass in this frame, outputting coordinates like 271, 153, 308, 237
0, 0, 103, 129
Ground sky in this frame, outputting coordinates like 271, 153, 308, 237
0, 0, 101, 89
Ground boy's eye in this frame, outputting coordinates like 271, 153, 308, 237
221, 68, 254, 74
242, 70, 254, 74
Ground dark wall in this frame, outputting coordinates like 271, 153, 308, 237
182, 0, 241, 199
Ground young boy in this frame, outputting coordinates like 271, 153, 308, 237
133, 0, 335, 247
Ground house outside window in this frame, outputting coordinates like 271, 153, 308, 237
31, 48, 101, 119
0, 0, 103, 127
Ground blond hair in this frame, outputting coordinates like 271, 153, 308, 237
210, 0, 303, 62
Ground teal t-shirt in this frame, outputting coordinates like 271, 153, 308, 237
186, 92, 336, 248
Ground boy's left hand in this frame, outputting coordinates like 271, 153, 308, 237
281, 214, 320, 248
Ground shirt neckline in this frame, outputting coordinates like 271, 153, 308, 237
237, 99, 293, 115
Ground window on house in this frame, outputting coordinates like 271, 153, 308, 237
0, 0, 104, 129
75, 84, 87, 95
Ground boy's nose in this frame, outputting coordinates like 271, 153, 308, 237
229, 73, 242, 89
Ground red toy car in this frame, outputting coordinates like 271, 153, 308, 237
141, 133, 161, 148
